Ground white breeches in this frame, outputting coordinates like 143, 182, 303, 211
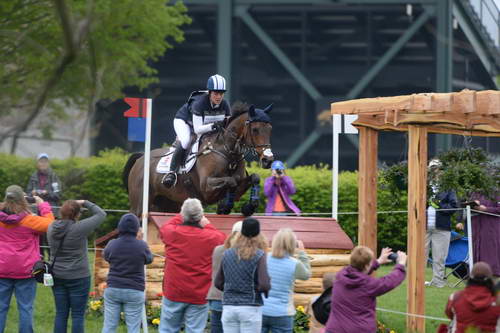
174, 118, 192, 149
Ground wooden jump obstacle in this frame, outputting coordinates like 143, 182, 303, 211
94, 213, 354, 308
331, 89, 500, 333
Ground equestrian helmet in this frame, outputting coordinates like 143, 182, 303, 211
271, 160, 285, 170
207, 74, 227, 92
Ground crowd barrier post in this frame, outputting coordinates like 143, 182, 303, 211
466, 205, 474, 271
140, 98, 153, 333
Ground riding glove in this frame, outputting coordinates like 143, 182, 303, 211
212, 121, 224, 132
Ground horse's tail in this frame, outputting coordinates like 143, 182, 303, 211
122, 152, 144, 193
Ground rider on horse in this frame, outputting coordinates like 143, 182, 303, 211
162, 74, 232, 188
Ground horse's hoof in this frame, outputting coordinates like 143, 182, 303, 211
217, 203, 232, 215
241, 203, 255, 217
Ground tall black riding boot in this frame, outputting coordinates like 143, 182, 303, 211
162, 147, 186, 188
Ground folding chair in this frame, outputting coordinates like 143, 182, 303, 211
427, 231, 469, 287
444, 232, 469, 287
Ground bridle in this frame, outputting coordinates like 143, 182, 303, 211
199, 113, 272, 170
235, 120, 272, 152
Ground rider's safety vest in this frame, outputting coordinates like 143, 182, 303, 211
174, 91, 231, 125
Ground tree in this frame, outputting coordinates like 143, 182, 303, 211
0, 0, 190, 154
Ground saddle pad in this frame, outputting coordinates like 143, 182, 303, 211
156, 140, 199, 174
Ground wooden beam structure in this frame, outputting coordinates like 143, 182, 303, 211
332, 90, 500, 135
331, 89, 500, 333
406, 125, 428, 332
358, 127, 378, 254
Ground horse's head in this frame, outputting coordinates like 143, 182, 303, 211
246, 104, 274, 169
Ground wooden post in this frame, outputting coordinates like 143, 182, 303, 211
407, 125, 428, 332
358, 127, 378, 254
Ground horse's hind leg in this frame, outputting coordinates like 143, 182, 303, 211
235, 173, 261, 216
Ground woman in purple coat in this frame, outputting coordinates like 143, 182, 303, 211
471, 193, 500, 277
264, 161, 301, 216
325, 246, 407, 333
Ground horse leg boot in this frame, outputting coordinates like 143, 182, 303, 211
241, 174, 261, 216
217, 190, 236, 215
162, 147, 186, 188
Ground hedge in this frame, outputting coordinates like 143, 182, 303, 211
0, 150, 408, 251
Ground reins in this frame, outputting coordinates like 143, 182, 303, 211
198, 112, 270, 169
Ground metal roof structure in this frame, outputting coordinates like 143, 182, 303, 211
95, 0, 500, 167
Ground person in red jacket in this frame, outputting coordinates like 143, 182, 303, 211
444, 262, 500, 333
159, 198, 226, 333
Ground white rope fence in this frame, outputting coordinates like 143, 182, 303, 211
376, 307, 450, 322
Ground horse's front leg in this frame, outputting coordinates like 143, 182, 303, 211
206, 176, 238, 191
203, 175, 237, 214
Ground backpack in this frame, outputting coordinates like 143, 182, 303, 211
312, 286, 332, 325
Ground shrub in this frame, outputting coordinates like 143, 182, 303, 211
0, 150, 409, 250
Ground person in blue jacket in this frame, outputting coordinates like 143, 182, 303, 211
162, 74, 231, 187
102, 213, 153, 333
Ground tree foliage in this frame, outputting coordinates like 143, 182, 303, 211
0, 0, 190, 151
0, 151, 409, 250
379, 147, 499, 203
437, 147, 499, 200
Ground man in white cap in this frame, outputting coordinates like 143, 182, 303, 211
26, 153, 62, 257
26, 153, 62, 208
424, 158, 458, 288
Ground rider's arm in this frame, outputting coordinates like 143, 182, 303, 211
192, 114, 215, 135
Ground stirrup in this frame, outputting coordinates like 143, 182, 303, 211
162, 172, 177, 188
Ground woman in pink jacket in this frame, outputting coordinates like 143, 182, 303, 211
0, 185, 54, 333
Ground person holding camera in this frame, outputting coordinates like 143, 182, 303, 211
47, 199, 106, 333
261, 228, 311, 333
469, 193, 500, 277
26, 153, 62, 208
27, 153, 62, 258
325, 246, 407, 333
264, 161, 301, 216
159, 198, 226, 333
102, 213, 153, 333
0, 185, 55, 333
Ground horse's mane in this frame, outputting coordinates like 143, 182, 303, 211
227, 101, 249, 125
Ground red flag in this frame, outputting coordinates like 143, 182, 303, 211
124, 98, 148, 118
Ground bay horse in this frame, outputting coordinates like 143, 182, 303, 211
122, 103, 274, 216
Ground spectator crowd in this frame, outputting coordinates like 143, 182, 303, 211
0, 154, 498, 333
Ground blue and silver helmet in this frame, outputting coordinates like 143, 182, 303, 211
207, 74, 227, 92
271, 160, 285, 170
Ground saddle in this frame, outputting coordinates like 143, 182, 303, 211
156, 132, 213, 174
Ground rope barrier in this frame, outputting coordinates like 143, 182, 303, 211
471, 209, 500, 218
37, 205, 471, 216
39, 246, 166, 258
376, 307, 450, 322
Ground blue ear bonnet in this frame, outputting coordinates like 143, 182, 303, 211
251, 109, 271, 123
248, 104, 272, 123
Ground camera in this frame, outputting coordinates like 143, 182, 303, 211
388, 252, 398, 263
25, 196, 36, 204
276, 169, 283, 176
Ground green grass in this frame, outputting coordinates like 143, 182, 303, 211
4, 284, 160, 333
376, 265, 461, 333
4, 265, 460, 332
